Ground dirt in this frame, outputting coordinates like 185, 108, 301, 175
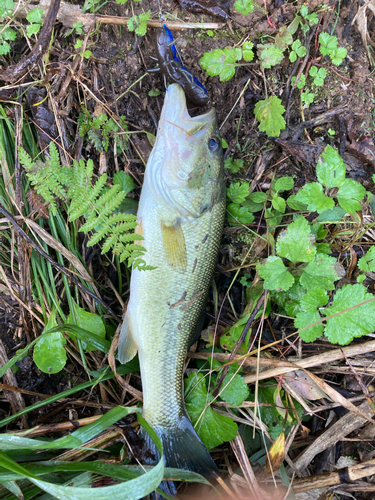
0, 0, 375, 497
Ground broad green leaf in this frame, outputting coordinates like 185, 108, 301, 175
227, 203, 254, 225
242, 41, 254, 61
331, 46, 347, 65
317, 206, 346, 222
2, 27, 16, 41
286, 195, 307, 211
272, 280, 306, 317
295, 182, 334, 213
291, 73, 306, 89
274, 176, 294, 193
33, 309, 67, 374
234, 0, 255, 15
220, 371, 249, 406
272, 195, 286, 213
358, 246, 375, 272
257, 256, 294, 291
259, 45, 284, 68
295, 289, 328, 342
0, 409, 165, 500
276, 216, 315, 263
265, 207, 283, 229
224, 157, 244, 173
300, 5, 308, 17
200, 47, 242, 82
185, 372, 238, 449
254, 96, 286, 137
295, 311, 324, 342
26, 24, 41, 37
67, 302, 106, 351
227, 182, 249, 204
337, 178, 366, 213
316, 145, 346, 188
248, 191, 267, 203
287, 15, 301, 35
324, 284, 375, 344
319, 32, 338, 55
0, 0, 14, 17
26, 7, 43, 23
301, 92, 314, 106
113, 171, 135, 195
0, 41, 11, 55
242, 198, 264, 212
300, 254, 342, 291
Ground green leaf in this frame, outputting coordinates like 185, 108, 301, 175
275, 27, 293, 50
295, 288, 329, 342
224, 157, 244, 174
254, 96, 286, 137
257, 256, 294, 292
242, 198, 264, 213
272, 280, 306, 316
227, 182, 249, 204
2, 27, 16, 41
227, 203, 254, 225
336, 178, 366, 214
33, 310, 67, 374
185, 372, 238, 450
220, 371, 250, 406
300, 5, 308, 17
286, 194, 307, 211
316, 145, 346, 188
26, 7, 43, 23
113, 171, 135, 195
317, 206, 346, 222
291, 73, 306, 89
289, 51, 297, 63
287, 15, 301, 35
248, 191, 267, 203
234, 0, 255, 15
331, 46, 347, 65
276, 216, 316, 263
67, 302, 106, 351
295, 182, 335, 213
319, 32, 338, 56
274, 176, 294, 193
200, 47, 242, 82
0, 0, 14, 17
324, 284, 375, 345
300, 254, 342, 291
259, 45, 284, 68
242, 41, 254, 61
127, 11, 151, 37
26, 24, 41, 37
272, 195, 286, 213
148, 88, 161, 96
301, 92, 314, 106
358, 247, 375, 272
0, 41, 11, 55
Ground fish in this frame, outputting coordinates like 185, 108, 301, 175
150, 25, 209, 107
118, 83, 225, 484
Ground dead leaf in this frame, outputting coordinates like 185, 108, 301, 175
353, 0, 375, 67
264, 432, 285, 476
285, 370, 326, 401
346, 136, 375, 168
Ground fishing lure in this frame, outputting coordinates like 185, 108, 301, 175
151, 24, 209, 107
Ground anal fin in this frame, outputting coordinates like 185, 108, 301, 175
117, 312, 138, 364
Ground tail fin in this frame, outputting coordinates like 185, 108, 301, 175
142, 415, 218, 497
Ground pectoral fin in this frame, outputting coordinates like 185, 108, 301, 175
118, 312, 138, 364
161, 221, 187, 272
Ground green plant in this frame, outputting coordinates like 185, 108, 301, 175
78, 109, 129, 152
74, 38, 93, 59
225, 157, 244, 174
234, 0, 255, 15
254, 96, 286, 137
289, 39, 307, 62
291, 73, 306, 89
319, 32, 347, 65
65, 21, 84, 37
19, 143, 149, 270
309, 65, 327, 86
26, 7, 43, 37
82, 0, 108, 14
127, 11, 151, 37
299, 4, 318, 35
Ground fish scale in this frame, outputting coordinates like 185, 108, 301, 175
118, 83, 225, 483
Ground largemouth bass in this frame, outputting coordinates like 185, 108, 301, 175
118, 83, 225, 481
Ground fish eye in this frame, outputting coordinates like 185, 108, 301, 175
208, 137, 220, 151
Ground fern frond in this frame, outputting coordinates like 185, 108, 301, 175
22, 146, 146, 269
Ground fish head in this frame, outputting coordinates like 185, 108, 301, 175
148, 83, 224, 218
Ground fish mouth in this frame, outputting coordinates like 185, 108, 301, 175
160, 83, 215, 137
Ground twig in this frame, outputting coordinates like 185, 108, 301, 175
0, 204, 121, 321
291, 105, 346, 141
